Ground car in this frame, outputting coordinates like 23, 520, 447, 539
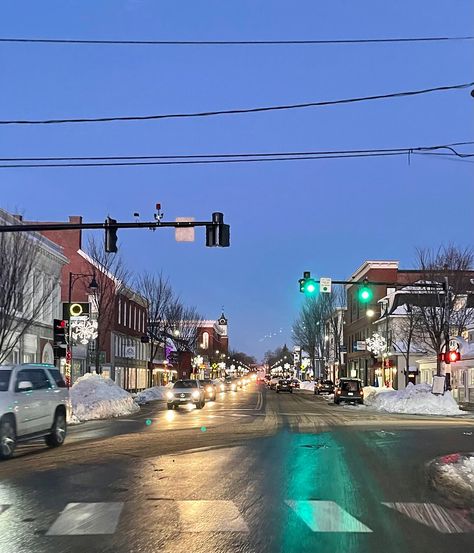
276, 379, 293, 393
290, 379, 300, 389
223, 377, 239, 392
269, 377, 280, 390
315, 379, 335, 395
334, 378, 364, 405
0, 363, 69, 460
199, 379, 217, 401
166, 379, 206, 409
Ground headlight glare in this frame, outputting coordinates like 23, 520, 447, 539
192, 390, 200, 399
166, 391, 174, 400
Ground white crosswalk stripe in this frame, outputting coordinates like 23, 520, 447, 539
285, 500, 372, 532
383, 502, 474, 533
177, 500, 249, 532
46, 502, 124, 535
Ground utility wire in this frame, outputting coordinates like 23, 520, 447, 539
1, 82, 472, 126
0, 141, 472, 162
0, 150, 471, 169
1, 36, 473, 46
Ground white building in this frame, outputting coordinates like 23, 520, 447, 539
0, 209, 67, 365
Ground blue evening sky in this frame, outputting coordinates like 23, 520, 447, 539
1, 1, 473, 359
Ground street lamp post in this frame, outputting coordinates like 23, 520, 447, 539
67, 272, 98, 384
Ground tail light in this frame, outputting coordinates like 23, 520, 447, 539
336, 390, 341, 395
359, 390, 364, 396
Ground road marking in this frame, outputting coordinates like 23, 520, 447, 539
383, 502, 474, 533
46, 502, 124, 535
285, 500, 372, 532
177, 500, 249, 532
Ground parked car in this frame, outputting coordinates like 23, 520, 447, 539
198, 379, 217, 401
334, 378, 364, 405
0, 363, 69, 460
166, 380, 205, 409
276, 379, 293, 393
315, 379, 335, 395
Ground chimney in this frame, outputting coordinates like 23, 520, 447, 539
69, 215, 83, 250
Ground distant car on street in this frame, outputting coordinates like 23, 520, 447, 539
276, 379, 293, 393
223, 377, 239, 392
315, 380, 335, 395
269, 377, 280, 390
290, 379, 300, 389
0, 363, 69, 460
334, 378, 364, 405
198, 379, 217, 401
167, 380, 205, 409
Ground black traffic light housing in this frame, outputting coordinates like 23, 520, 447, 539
105, 216, 118, 253
206, 212, 230, 247
53, 319, 68, 359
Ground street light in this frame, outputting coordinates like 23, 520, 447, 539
366, 309, 375, 318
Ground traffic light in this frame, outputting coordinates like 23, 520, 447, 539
53, 319, 68, 358
105, 216, 118, 253
445, 351, 461, 364
206, 212, 230, 247
299, 271, 318, 296
358, 279, 373, 303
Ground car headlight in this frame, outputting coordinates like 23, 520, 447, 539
220, 384, 225, 391
231, 384, 236, 390
206, 386, 213, 393
192, 390, 200, 399
166, 391, 174, 400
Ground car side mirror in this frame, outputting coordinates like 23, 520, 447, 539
18, 380, 33, 392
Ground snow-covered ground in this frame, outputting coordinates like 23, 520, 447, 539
135, 384, 172, 404
299, 381, 314, 391
362, 383, 464, 416
428, 453, 474, 507
70, 373, 140, 421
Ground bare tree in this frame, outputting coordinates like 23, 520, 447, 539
136, 272, 173, 386
413, 245, 474, 376
320, 286, 346, 376
0, 230, 57, 364
86, 236, 131, 373
292, 297, 326, 376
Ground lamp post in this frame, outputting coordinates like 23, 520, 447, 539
67, 272, 98, 383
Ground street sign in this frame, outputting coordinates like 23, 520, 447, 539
320, 277, 332, 294
175, 217, 195, 242
124, 345, 136, 358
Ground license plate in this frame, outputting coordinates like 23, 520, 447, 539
348, 392, 353, 396
179, 398, 187, 402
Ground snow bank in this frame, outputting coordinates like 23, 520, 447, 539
71, 373, 140, 421
364, 383, 464, 416
135, 384, 171, 404
300, 381, 314, 391
427, 453, 474, 508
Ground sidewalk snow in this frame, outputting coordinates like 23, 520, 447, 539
427, 453, 474, 507
300, 381, 314, 391
70, 373, 140, 421
363, 383, 464, 416
135, 384, 172, 404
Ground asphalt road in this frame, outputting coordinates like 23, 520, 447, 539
0, 383, 473, 553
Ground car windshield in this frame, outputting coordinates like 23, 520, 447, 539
323, 380, 334, 385
173, 380, 197, 389
0, 370, 11, 391
340, 380, 360, 392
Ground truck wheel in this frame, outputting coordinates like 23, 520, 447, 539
0, 417, 17, 460
45, 411, 67, 448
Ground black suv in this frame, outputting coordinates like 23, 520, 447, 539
334, 378, 364, 404
276, 379, 293, 393
315, 379, 335, 395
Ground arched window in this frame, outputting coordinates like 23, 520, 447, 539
202, 331, 209, 349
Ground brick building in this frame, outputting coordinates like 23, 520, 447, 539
197, 312, 229, 362
344, 261, 420, 386
35, 215, 149, 390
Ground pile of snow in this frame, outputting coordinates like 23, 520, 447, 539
363, 383, 464, 416
300, 381, 314, 391
135, 384, 172, 404
428, 453, 474, 507
70, 373, 140, 421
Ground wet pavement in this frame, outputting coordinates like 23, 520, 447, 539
0, 383, 473, 553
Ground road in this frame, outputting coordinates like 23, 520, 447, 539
0, 383, 473, 553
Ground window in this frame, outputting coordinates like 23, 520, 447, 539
16, 369, 51, 391
0, 370, 11, 392
47, 368, 66, 388
118, 299, 122, 324
123, 301, 127, 327
202, 332, 209, 349
134, 306, 137, 330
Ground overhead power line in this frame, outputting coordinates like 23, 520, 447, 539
1, 36, 473, 46
1, 82, 473, 126
0, 142, 471, 169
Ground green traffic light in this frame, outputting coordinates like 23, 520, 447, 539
358, 286, 373, 303
304, 279, 317, 295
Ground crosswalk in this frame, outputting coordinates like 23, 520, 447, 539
0, 499, 472, 536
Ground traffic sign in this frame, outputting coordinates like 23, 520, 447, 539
320, 277, 332, 294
